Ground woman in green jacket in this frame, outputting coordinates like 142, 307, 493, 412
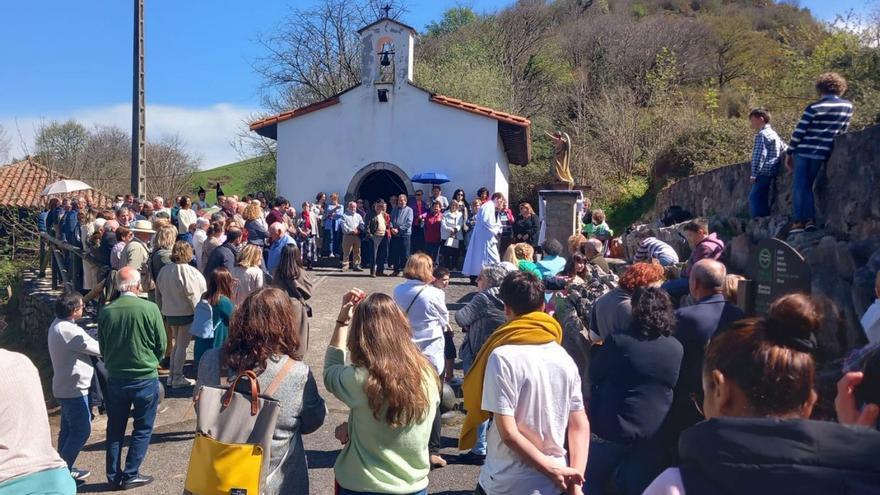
324, 291, 440, 495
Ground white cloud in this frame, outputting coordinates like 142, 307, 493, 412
0, 102, 260, 169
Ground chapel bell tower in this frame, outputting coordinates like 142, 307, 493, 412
358, 13, 416, 98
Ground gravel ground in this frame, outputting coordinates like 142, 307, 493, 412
63, 266, 483, 494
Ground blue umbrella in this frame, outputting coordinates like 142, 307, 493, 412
411, 172, 451, 185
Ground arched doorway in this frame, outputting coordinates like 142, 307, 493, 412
346, 162, 414, 206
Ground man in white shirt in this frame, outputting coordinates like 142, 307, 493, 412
47, 291, 101, 483
474, 271, 589, 495
150, 196, 170, 222
431, 185, 449, 210
340, 201, 365, 272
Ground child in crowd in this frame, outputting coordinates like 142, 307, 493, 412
432, 266, 457, 384
584, 209, 614, 240
747, 108, 787, 218
298, 202, 318, 269
784, 73, 853, 233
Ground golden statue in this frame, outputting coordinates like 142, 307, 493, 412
545, 130, 574, 188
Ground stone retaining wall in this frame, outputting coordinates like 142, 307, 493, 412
14, 270, 60, 350
623, 124, 880, 349
645, 125, 880, 239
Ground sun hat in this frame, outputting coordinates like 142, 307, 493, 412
130, 219, 156, 234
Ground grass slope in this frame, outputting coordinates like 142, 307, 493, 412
190, 156, 273, 203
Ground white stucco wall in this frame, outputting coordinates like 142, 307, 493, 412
275, 83, 512, 207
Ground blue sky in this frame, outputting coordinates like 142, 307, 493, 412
0, 0, 872, 168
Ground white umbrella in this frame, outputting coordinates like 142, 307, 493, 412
41, 179, 93, 196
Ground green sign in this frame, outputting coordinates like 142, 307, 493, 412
747, 238, 811, 315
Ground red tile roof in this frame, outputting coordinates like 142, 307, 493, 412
249, 85, 532, 165
249, 97, 342, 139
427, 94, 531, 127
0, 158, 112, 208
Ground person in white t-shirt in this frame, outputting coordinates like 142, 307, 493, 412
468, 271, 590, 495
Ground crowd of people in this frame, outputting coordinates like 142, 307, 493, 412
3, 70, 877, 495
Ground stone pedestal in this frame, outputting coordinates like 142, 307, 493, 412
538, 189, 583, 257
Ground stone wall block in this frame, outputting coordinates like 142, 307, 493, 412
728, 234, 753, 274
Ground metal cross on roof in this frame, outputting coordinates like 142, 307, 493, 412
382, 4, 391, 18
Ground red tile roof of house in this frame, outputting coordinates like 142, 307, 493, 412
249, 86, 532, 164
0, 158, 113, 208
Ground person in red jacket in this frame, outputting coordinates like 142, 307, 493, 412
424, 201, 444, 262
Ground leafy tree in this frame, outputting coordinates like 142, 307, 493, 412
34, 120, 89, 173
426, 7, 477, 36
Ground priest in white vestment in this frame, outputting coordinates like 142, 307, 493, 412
462, 193, 504, 278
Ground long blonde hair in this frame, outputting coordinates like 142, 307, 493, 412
237, 244, 263, 268
348, 293, 437, 427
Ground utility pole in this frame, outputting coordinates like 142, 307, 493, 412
131, 0, 146, 198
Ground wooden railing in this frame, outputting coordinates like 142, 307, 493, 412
39, 232, 109, 301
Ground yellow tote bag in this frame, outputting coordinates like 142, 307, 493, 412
185, 360, 294, 495
184, 433, 263, 495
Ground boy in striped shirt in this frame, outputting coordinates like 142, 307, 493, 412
784, 72, 853, 233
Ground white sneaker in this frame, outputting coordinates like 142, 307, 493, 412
171, 377, 195, 388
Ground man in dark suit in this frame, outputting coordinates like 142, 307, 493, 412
203, 226, 243, 277
667, 259, 745, 440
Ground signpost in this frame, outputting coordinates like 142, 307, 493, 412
745, 237, 811, 315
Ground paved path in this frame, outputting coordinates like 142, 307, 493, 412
64, 268, 482, 494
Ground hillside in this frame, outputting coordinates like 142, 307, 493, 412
189, 155, 274, 203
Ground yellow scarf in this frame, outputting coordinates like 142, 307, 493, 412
458, 311, 562, 450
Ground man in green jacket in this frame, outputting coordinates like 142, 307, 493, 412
97, 266, 166, 490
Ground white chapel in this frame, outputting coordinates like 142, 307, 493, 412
250, 16, 531, 206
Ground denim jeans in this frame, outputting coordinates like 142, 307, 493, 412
105, 377, 160, 484
749, 175, 774, 218
471, 420, 489, 456
337, 484, 427, 495
58, 395, 92, 469
792, 155, 824, 222
323, 227, 342, 256
371, 235, 388, 273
